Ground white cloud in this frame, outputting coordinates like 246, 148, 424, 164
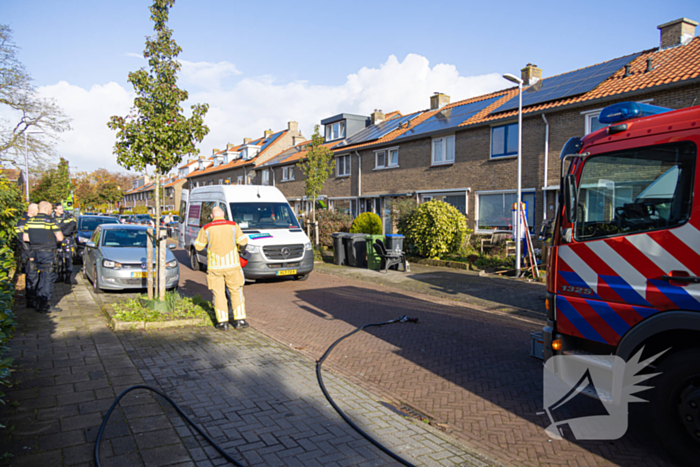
37, 54, 506, 173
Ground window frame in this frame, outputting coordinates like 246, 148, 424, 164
262, 170, 270, 186
475, 189, 537, 234
326, 120, 346, 141
490, 122, 519, 159
374, 146, 399, 170
336, 154, 351, 177
431, 135, 455, 166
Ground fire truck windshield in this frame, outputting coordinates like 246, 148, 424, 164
573, 142, 695, 241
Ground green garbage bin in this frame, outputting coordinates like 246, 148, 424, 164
365, 235, 385, 271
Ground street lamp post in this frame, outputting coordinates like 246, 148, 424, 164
23, 129, 43, 203
502, 73, 524, 277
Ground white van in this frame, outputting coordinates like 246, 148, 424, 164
178, 185, 313, 280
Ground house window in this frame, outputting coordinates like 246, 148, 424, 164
477, 191, 535, 233
432, 136, 455, 165
491, 123, 518, 158
326, 121, 346, 141
375, 147, 399, 169
337, 155, 351, 177
262, 171, 270, 186
375, 151, 386, 168
218, 179, 223, 185
282, 166, 295, 181
585, 113, 608, 134
237, 175, 244, 185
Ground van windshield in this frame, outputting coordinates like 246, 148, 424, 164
229, 202, 300, 230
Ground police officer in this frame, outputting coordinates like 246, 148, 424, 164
23, 201, 64, 313
53, 202, 76, 284
16, 203, 39, 308
194, 206, 249, 331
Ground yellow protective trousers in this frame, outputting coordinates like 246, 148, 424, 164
206, 267, 246, 323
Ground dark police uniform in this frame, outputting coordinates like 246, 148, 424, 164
24, 214, 61, 312
15, 213, 37, 307
53, 211, 76, 283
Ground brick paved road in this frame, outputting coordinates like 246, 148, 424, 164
174, 251, 679, 467
1, 270, 489, 466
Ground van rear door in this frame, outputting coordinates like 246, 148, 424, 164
177, 189, 189, 249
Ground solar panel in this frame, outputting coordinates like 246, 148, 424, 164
394, 95, 502, 140
259, 131, 285, 153
334, 113, 420, 148
493, 53, 640, 113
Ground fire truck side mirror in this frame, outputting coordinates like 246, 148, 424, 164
563, 174, 577, 225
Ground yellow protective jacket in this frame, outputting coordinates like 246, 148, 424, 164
194, 216, 248, 270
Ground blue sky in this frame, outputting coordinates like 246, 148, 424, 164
4, 0, 699, 173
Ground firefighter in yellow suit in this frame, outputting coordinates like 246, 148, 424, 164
194, 206, 249, 331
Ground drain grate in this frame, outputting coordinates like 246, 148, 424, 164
379, 401, 448, 431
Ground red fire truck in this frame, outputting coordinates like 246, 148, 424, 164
544, 101, 700, 463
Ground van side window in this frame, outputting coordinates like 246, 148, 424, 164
199, 202, 215, 226
178, 200, 187, 221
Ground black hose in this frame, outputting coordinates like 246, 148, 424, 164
93, 385, 245, 467
316, 316, 419, 467
95, 316, 419, 467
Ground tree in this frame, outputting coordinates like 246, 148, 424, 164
30, 158, 71, 204
298, 125, 334, 245
107, 0, 209, 300
0, 25, 71, 167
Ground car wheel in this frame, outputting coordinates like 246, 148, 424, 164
92, 265, 103, 294
650, 348, 700, 466
190, 249, 201, 271
294, 273, 310, 281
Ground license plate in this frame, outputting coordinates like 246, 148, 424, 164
130, 272, 149, 278
276, 269, 297, 276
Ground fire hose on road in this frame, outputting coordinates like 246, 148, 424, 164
94, 316, 420, 467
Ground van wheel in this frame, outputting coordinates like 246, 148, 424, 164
294, 273, 309, 281
190, 249, 201, 271
650, 348, 700, 466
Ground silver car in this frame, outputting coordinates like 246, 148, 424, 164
82, 224, 180, 292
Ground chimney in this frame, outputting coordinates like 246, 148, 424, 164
212, 148, 220, 155
187, 158, 195, 163
371, 109, 385, 125
292, 135, 306, 146
658, 18, 697, 48
226, 143, 236, 150
243, 137, 252, 144
264, 129, 273, 139
430, 92, 450, 110
287, 121, 299, 132
521, 63, 542, 86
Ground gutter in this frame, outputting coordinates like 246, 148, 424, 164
541, 113, 549, 221
355, 151, 362, 198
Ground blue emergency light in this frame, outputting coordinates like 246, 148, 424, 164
598, 102, 671, 124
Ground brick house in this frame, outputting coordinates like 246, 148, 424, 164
266, 18, 700, 237
123, 173, 180, 213
184, 122, 306, 188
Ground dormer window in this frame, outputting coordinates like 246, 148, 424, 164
223, 154, 228, 164
326, 121, 346, 141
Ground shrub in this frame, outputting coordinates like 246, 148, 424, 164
317, 209, 352, 248
132, 205, 148, 214
399, 200, 467, 259
350, 212, 382, 235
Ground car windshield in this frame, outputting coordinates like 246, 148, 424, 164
79, 217, 119, 231
135, 215, 152, 221
102, 229, 149, 248
229, 202, 300, 230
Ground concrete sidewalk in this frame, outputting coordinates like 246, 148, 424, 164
0, 271, 495, 466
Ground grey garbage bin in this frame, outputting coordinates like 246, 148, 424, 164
331, 232, 347, 265
345, 233, 368, 268
385, 234, 405, 254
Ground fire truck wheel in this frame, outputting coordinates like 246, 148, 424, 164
650, 348, 700, 466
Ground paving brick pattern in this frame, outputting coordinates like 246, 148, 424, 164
174, 253, 679, 467
1, 271, 490, 466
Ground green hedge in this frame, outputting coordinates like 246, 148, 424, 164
317, 209, 353, 248
350, 212, 382, 235
398, 200, 467, 259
